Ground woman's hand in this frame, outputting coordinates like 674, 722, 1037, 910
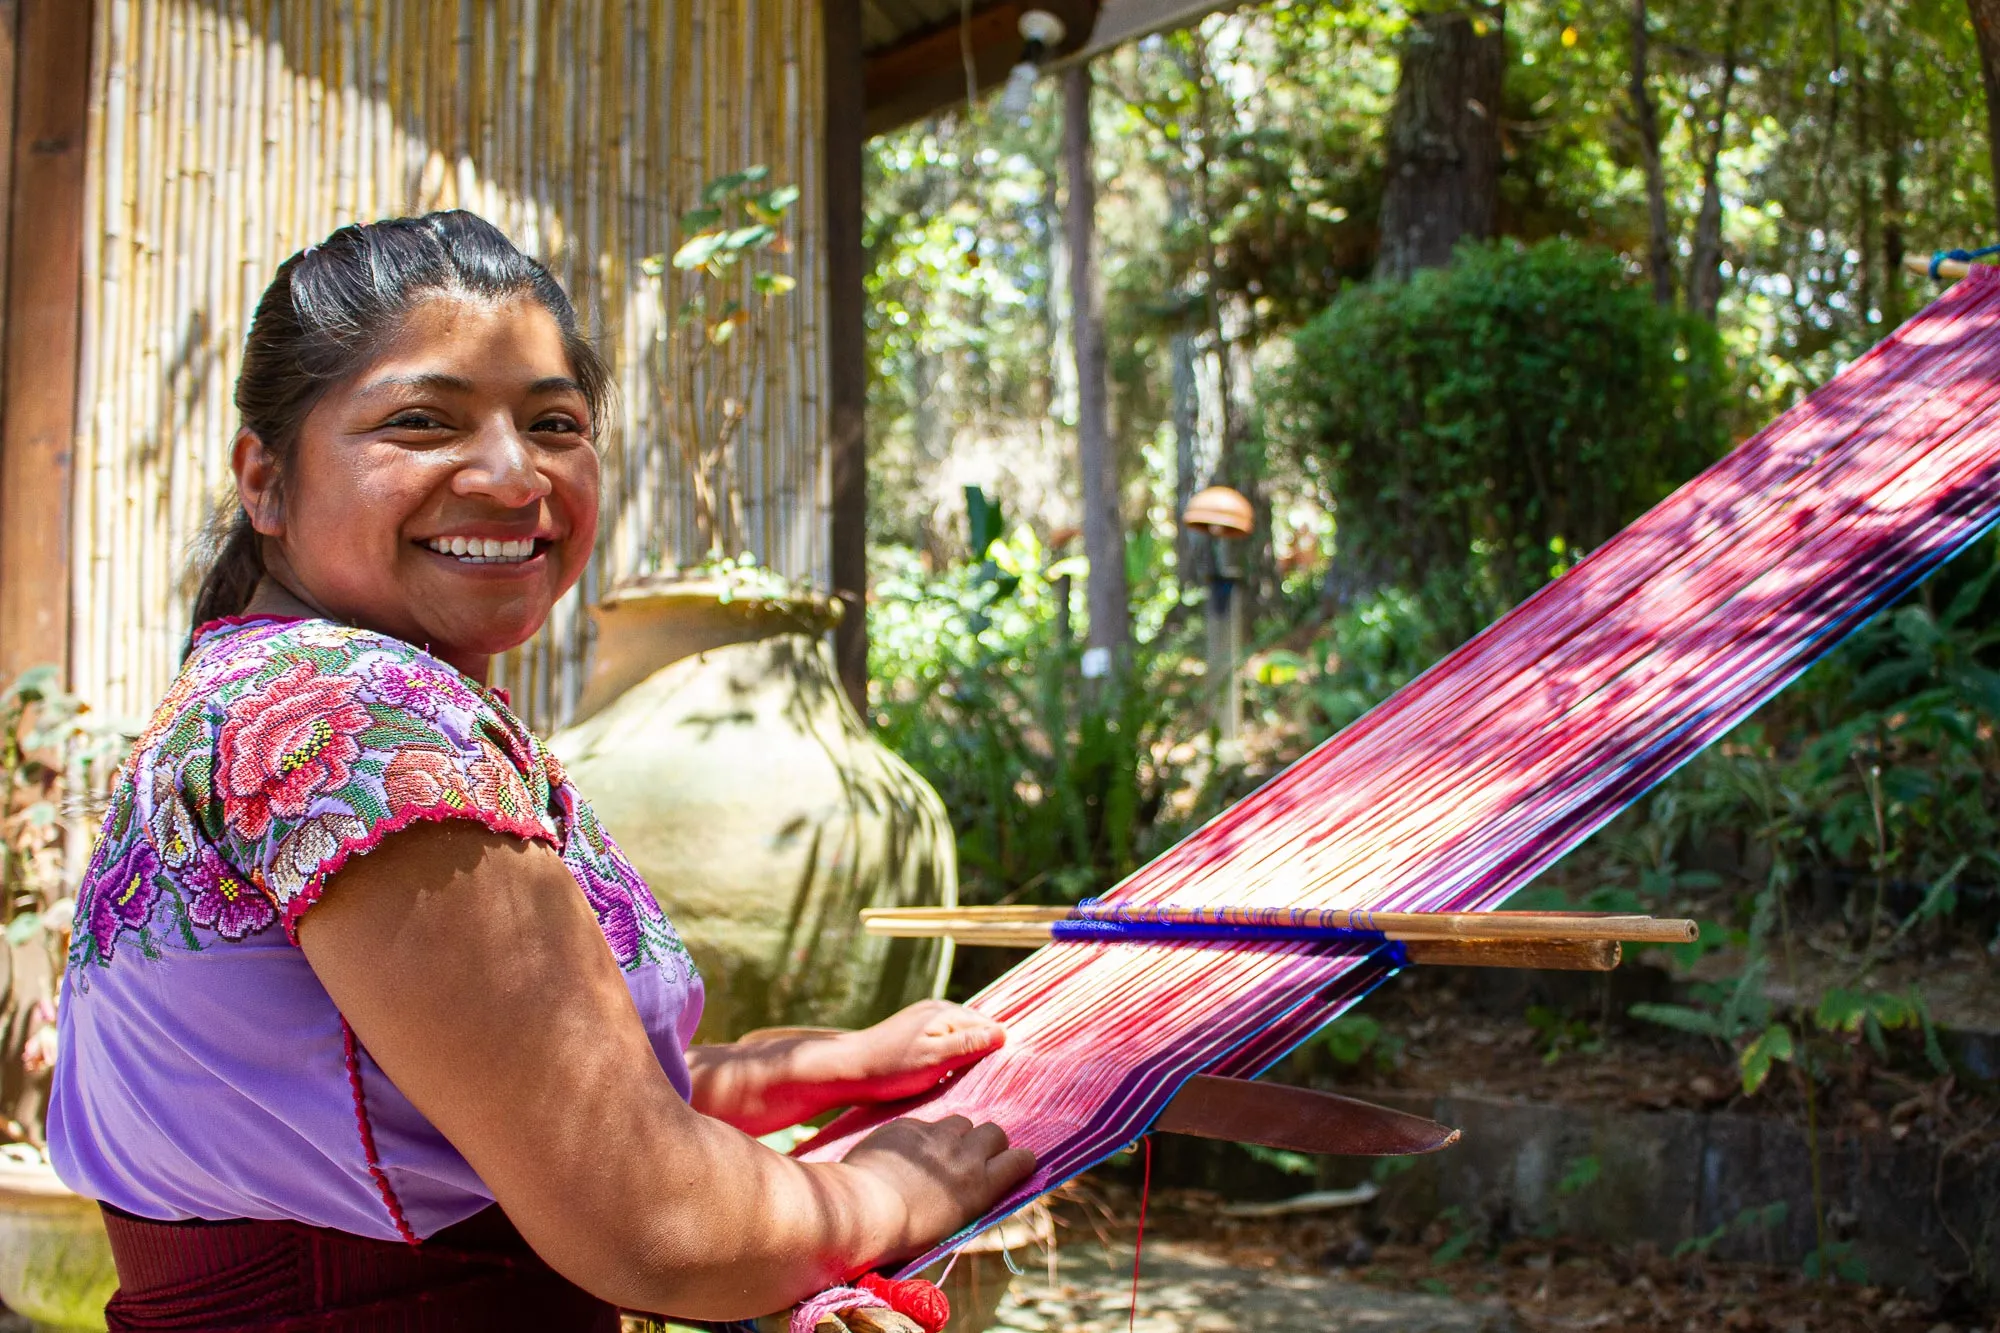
838, 1114, 1036, 1259
835, 1000, 1005, 1103
687, 1000, 1006, 1135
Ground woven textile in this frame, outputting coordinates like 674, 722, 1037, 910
802, 268, 2000, 1273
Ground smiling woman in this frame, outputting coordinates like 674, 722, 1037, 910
47, 214, 1030, 1332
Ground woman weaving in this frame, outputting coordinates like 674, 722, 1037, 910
49, 211, 1033, 1330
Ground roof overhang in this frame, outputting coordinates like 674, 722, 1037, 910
861, 0, 1234, 136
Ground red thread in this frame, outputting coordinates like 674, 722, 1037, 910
342, 1018, 419, 1245
855, 1272, 950, 1332
1129, 1136, 1152, 1333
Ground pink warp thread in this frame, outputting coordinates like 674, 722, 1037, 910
790, 1286, 891, 1333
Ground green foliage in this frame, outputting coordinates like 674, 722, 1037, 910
869, 528, 1217, 905
1, 667, 132, 1141
1315, 1013, 1404, 1075
1525, 1004, 1602, 1066
1673, 1202, 1788, 1259
1274, 238, 1731, 631
1557, 1154, 1601, 1196
1239, 1142, 1317, 1177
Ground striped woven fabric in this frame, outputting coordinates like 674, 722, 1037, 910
801, 268, 2000, 1273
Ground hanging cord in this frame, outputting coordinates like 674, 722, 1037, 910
1930, 243, 2000, 281
1128, 1137, 1153, 1333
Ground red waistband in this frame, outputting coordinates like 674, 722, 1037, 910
99, 1204, 617, 1332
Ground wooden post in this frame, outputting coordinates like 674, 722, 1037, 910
825, 0, 869, 715
0, 0, 91, 686
1063, 62, 1129, 668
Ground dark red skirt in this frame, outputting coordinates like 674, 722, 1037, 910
100, 1203, 620, 1332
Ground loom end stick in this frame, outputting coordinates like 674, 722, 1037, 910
1152, 1075, 1459, 1157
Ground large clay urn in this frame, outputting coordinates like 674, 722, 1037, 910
549, 578, 958, 1041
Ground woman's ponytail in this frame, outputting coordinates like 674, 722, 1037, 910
184, 507, 266, 653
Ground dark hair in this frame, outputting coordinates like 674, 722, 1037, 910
187, 210, 610, 641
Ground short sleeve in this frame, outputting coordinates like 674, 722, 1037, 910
199, 624, 559, 938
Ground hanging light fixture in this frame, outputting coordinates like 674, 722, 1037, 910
1000, 10, 1067, 117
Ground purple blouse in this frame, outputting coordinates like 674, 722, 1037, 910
50, 616, 704, 1242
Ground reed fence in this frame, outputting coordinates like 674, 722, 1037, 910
72, 0, 829, 730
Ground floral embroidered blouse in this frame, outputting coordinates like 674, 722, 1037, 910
49, 615, 703, 1242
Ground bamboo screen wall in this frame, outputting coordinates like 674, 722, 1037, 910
71, 0, 828, 730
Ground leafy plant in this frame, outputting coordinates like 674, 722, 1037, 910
869, 520, 1216, 908
641, 165, 800, 559
1271, 238, 1731, 637
1, 667, 130, 1143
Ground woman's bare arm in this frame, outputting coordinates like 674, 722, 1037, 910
686, 1002, 1007, 1136
298, 822, 1032, 1320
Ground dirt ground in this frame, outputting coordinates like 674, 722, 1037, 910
1012, 1185, 2000, 1333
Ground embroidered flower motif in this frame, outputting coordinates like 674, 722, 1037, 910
185, 849, 276, 940
369, 661, 481, 744
217, 661, 372, 839
467, 742, 536, 821
147, 767, 201, 869
86, 838, 162, 961
266, 812, 370, 909
382, 745, 472, 814
574, 859, 642, 967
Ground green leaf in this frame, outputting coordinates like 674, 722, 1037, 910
752, 271, 796, 296
720, 224, 776, 253
1318, 1014, 1382, 1067
679, 206, 723, 231
638, 253, 667, 277
1629, 1002, 1725, 1039
700, 164, 770, 201
1557, 1154, 1600, 1196
1739, 1023, 1794, 1096
23, 801, 57, 829
6, 913, 42, 946
1813, 988, 1870, 1033
1240, 1142, 1315, 1177
671, 232, 730, 270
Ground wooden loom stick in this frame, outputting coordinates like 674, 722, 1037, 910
859, 919, 1621, 970
860, 905, 1696, 944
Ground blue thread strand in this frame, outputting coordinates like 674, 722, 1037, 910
1931, 242, 2000, 280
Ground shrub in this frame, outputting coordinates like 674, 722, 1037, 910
1273, 238, 1731, 636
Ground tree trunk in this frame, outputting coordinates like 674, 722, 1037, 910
1970, 0, 2000, 233
1064, 63, 1130, 665
1627, 0, 1674, 306
1375, 3, 1505, 280
1687, 0, 1744, 321
1878, 40, 1907, 329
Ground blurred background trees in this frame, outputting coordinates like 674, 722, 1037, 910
862, 0, 2000, 951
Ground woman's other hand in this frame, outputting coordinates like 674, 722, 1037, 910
686, 1000, 1006, 1135
839, 1000, 1004, 1103
840, 1115, 1036, 1259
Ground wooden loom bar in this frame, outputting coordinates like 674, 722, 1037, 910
860, 904, 1696, 943
860, 917, 1626, 971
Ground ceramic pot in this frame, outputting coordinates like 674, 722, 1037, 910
0, 1158, 114, 1331
550, 579, 958, 1041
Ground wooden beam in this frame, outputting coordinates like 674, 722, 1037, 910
863, 0, 1098, 137
827, 0, 869, 714
0, 0, 90, 687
